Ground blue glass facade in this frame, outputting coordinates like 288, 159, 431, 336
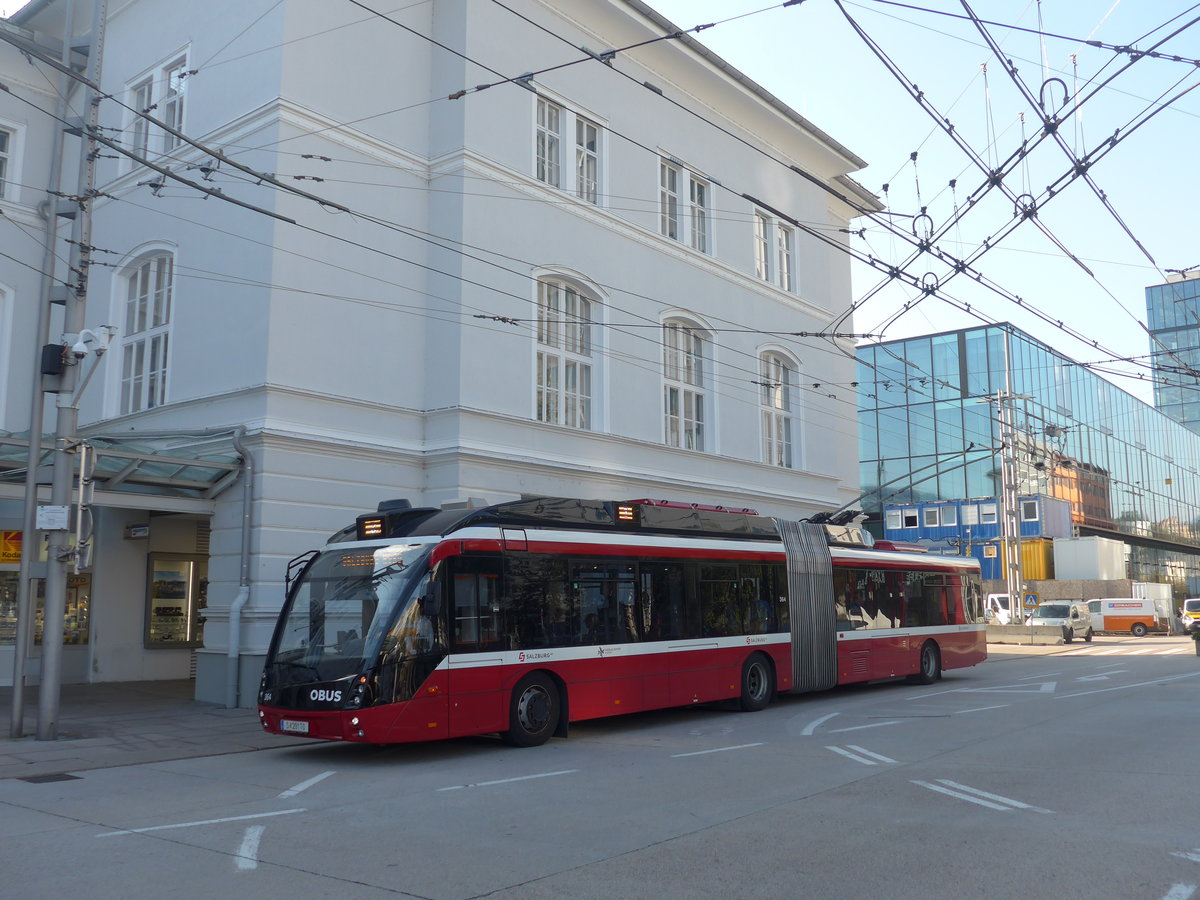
858, 323, 1200, 591
1147, 275, 1200, 435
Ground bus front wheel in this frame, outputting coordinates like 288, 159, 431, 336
502, 673, 560, 747
908, 641, 941, 685
739, 653, 774, 712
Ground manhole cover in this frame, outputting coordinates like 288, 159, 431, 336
18, 773, 81, 784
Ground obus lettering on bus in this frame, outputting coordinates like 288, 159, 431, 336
310, 689, 342, 702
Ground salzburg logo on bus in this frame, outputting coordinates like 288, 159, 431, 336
309, 689, 342, 702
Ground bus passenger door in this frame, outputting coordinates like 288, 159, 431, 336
446, 557, 507, 737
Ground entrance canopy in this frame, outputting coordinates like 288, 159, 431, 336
0, 430, 243, 514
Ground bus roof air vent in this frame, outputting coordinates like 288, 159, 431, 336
377, 499, 413, 513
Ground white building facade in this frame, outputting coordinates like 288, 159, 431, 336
0, 0, 879, 705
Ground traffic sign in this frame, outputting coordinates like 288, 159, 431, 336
1023, 592, 1039, 609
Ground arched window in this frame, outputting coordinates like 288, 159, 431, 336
663, 319, 708, 451
120, 253, 173, 414
535, 278, 593, 429
760, 351, 796, 467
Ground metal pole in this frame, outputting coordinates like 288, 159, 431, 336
10, 0, 78, 740
36, 0, 107, 741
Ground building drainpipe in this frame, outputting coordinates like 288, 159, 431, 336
227, 427, 252, 708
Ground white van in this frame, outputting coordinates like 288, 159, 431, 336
985, 593, 1012, 625
1026, 601, 1093, 643
1087, 598, 1165, 636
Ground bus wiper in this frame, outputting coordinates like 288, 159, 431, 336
371, 561, 408, 584
275, 651, 321, 679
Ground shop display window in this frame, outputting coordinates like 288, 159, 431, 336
0, 572, 90, 645
144, 554, 206, 649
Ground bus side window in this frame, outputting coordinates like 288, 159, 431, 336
449, 557, 501, 651
639, 562, 689, 640
700, 564, 739, 637
738, 564, 771, 634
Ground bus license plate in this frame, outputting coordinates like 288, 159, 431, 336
280, 719, 309, 734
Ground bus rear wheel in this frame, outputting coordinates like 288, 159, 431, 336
908, 641, 941, 685
1131, 622, 1148, 637
739, 653, 774, 712
502, 673, 560, 747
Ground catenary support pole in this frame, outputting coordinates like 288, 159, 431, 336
10, 1, 77, 739
37, 0, 108, 741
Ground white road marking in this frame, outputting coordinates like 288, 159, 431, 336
1058, 671, 1200, 699
912, 780, 1012, 811
1128, 648, 1163, 655
1075, 675, 1111, 682
956, 704, 1009, 714
97, 809, 304, 837
828, 720, 902, 733
962, 681, 1057, 694
670, 743, 764, 758
235, 825, 265, 871
277, 770, 335, 799
1018, 672, 1061, 680
912, 780, 1050, 813
934, 779, 1052, 814
800, 712, 840, 735
1173, 849, 1200, 864
437, 770, 578, 791
845, 745, 896, 764
905, 687, 964, 700
1161, 884, 1197, 900
826, 745, 895, 765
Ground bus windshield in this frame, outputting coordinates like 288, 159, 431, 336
268, 543, 433, 684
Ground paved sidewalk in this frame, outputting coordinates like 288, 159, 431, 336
0, 680, 294, 781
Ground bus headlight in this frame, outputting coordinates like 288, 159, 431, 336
347, 676, 370, 709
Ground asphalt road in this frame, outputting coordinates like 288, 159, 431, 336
2, 635, 1198, 899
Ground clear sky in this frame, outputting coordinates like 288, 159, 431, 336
4, 0, 1195, 404
648, 0, 1199, 405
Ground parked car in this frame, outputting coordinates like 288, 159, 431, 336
1026, 601, 1093, 643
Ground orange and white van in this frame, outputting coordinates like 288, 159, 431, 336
1087, 598, 1165, 637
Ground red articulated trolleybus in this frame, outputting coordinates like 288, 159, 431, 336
258, 497, 985, 747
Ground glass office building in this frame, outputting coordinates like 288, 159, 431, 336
857, 323, 1200, 590
1147, 273, 1200, 436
